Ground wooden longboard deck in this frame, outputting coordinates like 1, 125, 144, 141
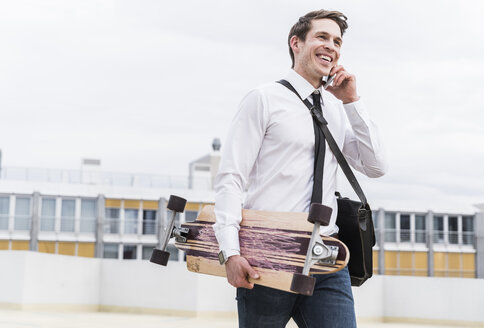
175, 205, 349, 293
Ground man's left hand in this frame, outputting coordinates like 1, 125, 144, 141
325, 65, 359, 104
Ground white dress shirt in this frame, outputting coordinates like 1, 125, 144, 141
213, 69, 388, 258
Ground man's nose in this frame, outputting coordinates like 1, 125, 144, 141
323, 40, 336, 52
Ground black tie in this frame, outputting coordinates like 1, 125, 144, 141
310, 91, 326, 205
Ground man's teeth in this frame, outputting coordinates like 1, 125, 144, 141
319, 55, 332, 62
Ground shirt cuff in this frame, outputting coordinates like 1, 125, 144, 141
342, 98, 371, 126
214, 225, 240, 257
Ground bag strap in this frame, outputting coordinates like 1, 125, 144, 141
277, 79, 368, 206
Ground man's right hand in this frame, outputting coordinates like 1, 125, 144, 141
225, 255, 260, 289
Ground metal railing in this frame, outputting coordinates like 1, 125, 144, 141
381, 229, 474, 246
104, 219, 120, 234
40, 217, 55, 231
80, 218, 96, 233
142, 220, 156, 235
60, 218, 75, 232
14, 215, 31, 231
0, 166, 210, 189
124, 219, 138, 234
0, 215, 8, 230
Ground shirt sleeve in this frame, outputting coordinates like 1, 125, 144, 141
341, 99, 388, 178
213, 89, 269, 258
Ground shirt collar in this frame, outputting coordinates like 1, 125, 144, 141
284, 69, 323, 101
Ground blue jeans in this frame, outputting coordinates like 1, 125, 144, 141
236, 267, 356, 328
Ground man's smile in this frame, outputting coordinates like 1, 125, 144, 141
318, 54, 333, 63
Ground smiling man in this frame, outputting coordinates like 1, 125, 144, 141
214, 9, 387, 327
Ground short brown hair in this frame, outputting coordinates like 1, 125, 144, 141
288, 10, 348, 68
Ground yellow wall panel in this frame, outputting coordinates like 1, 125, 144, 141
58, 242, 76, 256
11, 241, 29, 250
185, 202, 200, 211
448, 271, 461, 278
433, 252, 446, 270
372, 251, 379, 271
462, 253, 475, 271
434, 271, 446, 277
38, 241, 56, 254
384, 251, 397, 274
0, 240, 9, 250
78, 243, 95, 258
448, 253, 461, 270
385, 269, 398, 276
124, 200, 140, 209
400, 252, 413, 269
399, 268, 413, 276
142, 201, 158, 210
414, 252, 428, 269
462, 272, 475, 278
105, 199, 121, 208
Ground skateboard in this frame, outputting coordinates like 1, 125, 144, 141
150, 195, 349, 296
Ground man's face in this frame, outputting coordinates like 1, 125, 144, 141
292, 18, 342, 86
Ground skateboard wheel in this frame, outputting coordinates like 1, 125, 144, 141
167, 195, 187, 213
290, 273, 316, 296
150, 248, 170, 266
307, 203, 332, 226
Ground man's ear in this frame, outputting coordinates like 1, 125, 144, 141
289, 35, 300, 55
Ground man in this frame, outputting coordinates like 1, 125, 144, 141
213, 9, 387, 327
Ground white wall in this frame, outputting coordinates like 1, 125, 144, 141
0, 251, 483, 324
0, 251, 27, 304
381, 275, 484, 322
100, 259, 236, 313
0, 251, 100, 306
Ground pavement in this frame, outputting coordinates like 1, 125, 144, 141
0, 309, 472, 328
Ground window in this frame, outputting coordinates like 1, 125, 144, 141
60, 199, 75, 232
448, 216, 458, 244
124, 209, 138, 234
142, 210, 156, 235
80, 199, 96, 233
384, 213, 396, 242
123, 244, 137, 259
40, 198, 56, 231
0, 196, 9, 230
185, 210, 198, 222
462, 216, 474, 245
142, 245, 155, 260
14, 197, 31, 231
400, 214, 410, 242
165, 210, 181, 227
433, 216, 444, 243
415, 215, 426, 243
167, 244, 179, 261
105, 208, 120, 233
103, 243, 119, 258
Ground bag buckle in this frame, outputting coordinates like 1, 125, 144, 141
310, 107, 328, 125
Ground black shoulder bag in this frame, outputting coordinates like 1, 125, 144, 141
277, 79, 376, 286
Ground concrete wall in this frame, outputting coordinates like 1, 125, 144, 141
381, 275, 484, 323
0, 251, 100, 309
99, 259, 236, 314
1, 251, 483, 325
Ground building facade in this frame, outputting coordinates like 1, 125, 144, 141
0, 149, 481, 279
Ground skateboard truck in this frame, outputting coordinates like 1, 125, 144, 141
150, 195, 188, 266
290, 203, 337, 296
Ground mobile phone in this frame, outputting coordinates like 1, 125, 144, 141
323, 74, 335, 90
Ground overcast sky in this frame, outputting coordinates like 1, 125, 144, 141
1, 0, 483, 213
